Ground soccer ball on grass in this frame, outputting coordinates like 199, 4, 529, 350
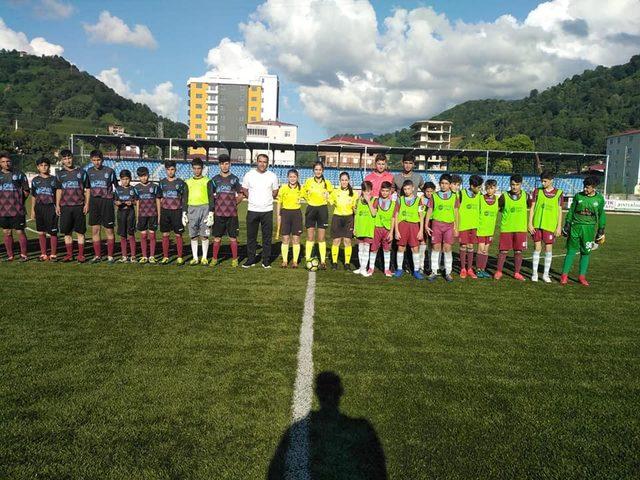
306, 257, 320, 271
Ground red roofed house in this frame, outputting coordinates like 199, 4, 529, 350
318, 135, 386, 168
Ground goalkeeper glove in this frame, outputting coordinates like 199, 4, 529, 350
182, 212, 189, 226
561, 223, 570, 237
595, 228, 605, 244
205, 212, 214, 227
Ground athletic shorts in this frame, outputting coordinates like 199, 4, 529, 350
372, 226, 392, 252
566, 224, 596, 255
137, 215, 158, 232
356, 237, 373, 245
331, 214, 354, 238
212, 215, 239, 238
499, 232, 528, 251
59, 205, 86, 235
477, 235, 494, 245
117, 208, 136, 238
187, 205, 209, 238
533, 229, 556, 245
458, 228, 477, 245
88, 197, 115, 228
305, 205, 328, 229
397, 221, 420, 248
0, 215, 26, 230
279, 209, 303, 236
431, 220, 454, 245
35, 203, 58, 235
160, 208, 184, 234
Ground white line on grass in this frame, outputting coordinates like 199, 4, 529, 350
523, 253, 566, 260
284, 271, 316, 480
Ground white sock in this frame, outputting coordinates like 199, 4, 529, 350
412, 252, 421, 271
361, 243, 370, 269
369, 251, 377, 270
191, 239, 199, 261
532, 251, 541, 274
201, 238, 209, 260
418, 243, 427, 270
444, 252, 453, 274
431, 251, 440, 273
396, 251, 405, 271
544, 251, 553, 276
383, 250, 391, 271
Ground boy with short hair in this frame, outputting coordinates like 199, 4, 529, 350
560, 176, 605, 286
87, 149, 118, 263
450, 174, 463, 194
425, 174, 459, 282
494, 174, 529, 281
184, 158, 214, 266
475, 179, 499, 278
114, 169, 137, 262
158, 161, 187, 265
30, 157, 58, 261
528, 170, 563, 282
210, 154, 243, 267
133, 166, 161, 264
393, 180, 425, 280
0, 151, 30, 261
458, 174, 483, 279
370, 181, 395, 277
353, 180, 375, 276
420, 181, 436, 273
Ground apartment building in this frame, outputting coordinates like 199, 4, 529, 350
411, 120, 452, 170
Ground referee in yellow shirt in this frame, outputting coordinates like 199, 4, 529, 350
329, 172, 357, 269
276, 169, 303, 268
302, 161, 333, 268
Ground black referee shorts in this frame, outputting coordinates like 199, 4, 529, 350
117, 208, 136, 238
35, 203, 58, 235
160, 208, 184, 234
88, 197, 115, 228
280, 209, 303, 236
59, 205, 86, 235
305, 205, 329, 229
331, 214, 354, 238
212, 215, 239, 238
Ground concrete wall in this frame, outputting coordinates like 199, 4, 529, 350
606, 133, 640, 194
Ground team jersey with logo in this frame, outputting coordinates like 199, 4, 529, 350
31, 175, 57, 205
566, 192, 606, 227
114, 185, 137, 210
458, 188, 481, 231
374, 197, 395, 230
210, 173, 242, 216
395, 195, 423, 223
87, 166, 118, 199
159, 177, 187, 210
56, 167, 88, 207
531, 187, 563, 231
428, 191, 459, 223
277, 184, 303, 210
0, 170, 29, 216
133, 182, 159, 217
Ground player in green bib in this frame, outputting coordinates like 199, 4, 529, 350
458, 174, 483, 279
370, 181, 395, 276
353, 180, 376, 276
528, 170, 563, 283
475, 179, 499, 278
495, 174, 529, 281
560, 176, 606, 286
425, 173, 459, 282
393, 179, 425, 279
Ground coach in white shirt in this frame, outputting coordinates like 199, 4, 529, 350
241, 153, 279, 268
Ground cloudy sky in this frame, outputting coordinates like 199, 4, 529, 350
1, 0, 639, 141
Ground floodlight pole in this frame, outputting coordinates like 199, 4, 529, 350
169, 138, 172, 160
485, 150, 489, 177
603, 154, 610, 197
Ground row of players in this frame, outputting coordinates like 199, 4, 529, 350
0, 150, 606, 284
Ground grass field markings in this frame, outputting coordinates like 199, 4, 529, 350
522, 253, 566, 261
284, 270, 316, 480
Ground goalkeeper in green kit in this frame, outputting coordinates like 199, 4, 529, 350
560, 176, 606, 286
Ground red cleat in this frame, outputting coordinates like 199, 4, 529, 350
578, 275, 589, 286
467, 269, 478, 279
493, 271, 503, 280
77, 255, 86, 263
514, 272, 525, 281
560, 273, 568, 285
62, 255, 73, 262
459, 268, 467, 279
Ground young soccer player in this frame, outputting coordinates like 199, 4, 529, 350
475, 179, 499, 278
210, 154, 243, 267
425, 174, 459, 282
394, 180, 425, 280
133, 166, 161, 264
458, 174, 483, 279
450, 174, 463, 194
329, 172, 357, 270
560, 176, 605, 286
184, 158, 214, 266
353, 180, 377, 276
0, 151, 30, 261
86, 150, 118, 263
494, 174, 529, 281
302, 161, 333, 269
371, 181, 395, 277
420, 181, 436, 273
276, 169, 303, 268
30, 157, 58, 261
528, 170, 563, 282
158, 161, 187, 265
114, 170, 137, 262
55, 149, 89, 262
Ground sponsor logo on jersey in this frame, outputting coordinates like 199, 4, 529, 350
104, 173, 109, 179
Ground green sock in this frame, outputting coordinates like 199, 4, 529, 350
579, 254, 590, 276
562, 248, 578, 274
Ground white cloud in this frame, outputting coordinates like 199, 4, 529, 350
84, 11, 157, 49
97, 68, 180, 120
203, 0, 640, 134
205, 37, 267, 78
0, 17, 64, 56
34, 0, 74, 19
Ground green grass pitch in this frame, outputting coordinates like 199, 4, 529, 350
1, 210, 639, 479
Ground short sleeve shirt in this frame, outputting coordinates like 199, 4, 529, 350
159, 178, 186, 210
133, 182, 159, 217
365, 171, 394, 196
56, 167, 89, 207
0, 170, 29, 216
31, 175, 57, 205
114, 185, 137, 210
393, 171, 425, 194
211, 173, 242, 217
87, 166, 118, 199
242, 169, 279, 212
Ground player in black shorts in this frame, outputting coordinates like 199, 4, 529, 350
0, 150, 30, 261
30, 157, 59, 261
133, 167, 161, 264
210, 154, 243, 267
114, 170, 137, 262
158, 161, 187, 265
87, 150, 118, 263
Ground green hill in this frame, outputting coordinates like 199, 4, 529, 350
0, 50, 188, 156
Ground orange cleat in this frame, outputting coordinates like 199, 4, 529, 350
467, 269, 478, 279
459, 268, 467, 279
513, 272, 526, 281
493, 271, 503, 280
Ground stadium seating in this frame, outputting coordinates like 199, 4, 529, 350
93, 158, 586, 196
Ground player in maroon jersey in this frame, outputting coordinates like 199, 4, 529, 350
0, 151, 30, 261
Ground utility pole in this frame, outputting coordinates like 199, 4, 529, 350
157, 121, 164, 138
14, 118, 18, 131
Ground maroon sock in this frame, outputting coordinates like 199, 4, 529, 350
467, 250, 474, 270
77, 242, 85, 259
176, 235, 183, 257
93, 240, 101, 257
129, 236, 136, 257
230, 239, 238, 259
3, 233, 13, 258
497, 252, 507, 272
140, 232, 148, 257
149, 232, 156, 257
162, 235, 170, 258
120, 238, 128, 257
18, 232, 27, 257
65, 242, 73, 257
106, 238, 114, 258
459, 249, 467, 270
213, 241, 221, 260
477, 253, 488, 270
38, 234, 47, 256
514, 251, 523, 274
50, 235, 57, 256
